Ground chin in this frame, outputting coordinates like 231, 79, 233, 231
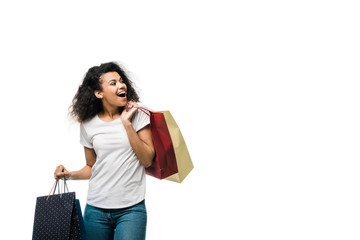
118, 101, 127, 107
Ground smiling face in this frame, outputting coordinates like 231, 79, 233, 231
95, 71, 128, 110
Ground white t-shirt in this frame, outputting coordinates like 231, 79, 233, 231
79, 108, 150, 209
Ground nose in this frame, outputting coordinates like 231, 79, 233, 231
117, 81, 125, 88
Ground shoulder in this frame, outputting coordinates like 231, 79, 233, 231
80, 115, 98, 130
134, 103, 151, 119
132, 103, 151, 131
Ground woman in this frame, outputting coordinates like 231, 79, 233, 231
54, 62, 155, 240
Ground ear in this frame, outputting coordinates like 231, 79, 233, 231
94, 90, 103, 99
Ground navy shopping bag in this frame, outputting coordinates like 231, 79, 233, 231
32, 179, 86, 240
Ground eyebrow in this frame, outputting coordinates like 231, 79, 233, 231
108, 78, 123, 83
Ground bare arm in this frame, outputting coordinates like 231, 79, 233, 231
123, 123, 155, 168
69, 147, 96, 180
121, 102, 155, 168
54, 147, 96, 180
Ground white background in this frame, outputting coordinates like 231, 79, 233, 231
0, 0, 359, 239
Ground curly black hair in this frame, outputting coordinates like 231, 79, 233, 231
70, 62, 140, 122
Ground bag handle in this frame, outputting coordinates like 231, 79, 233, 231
46, 177, 69, 200
136, 107, 152, 117
59, 177, 69, 194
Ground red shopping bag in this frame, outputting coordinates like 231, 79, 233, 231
138, 107, 179, 179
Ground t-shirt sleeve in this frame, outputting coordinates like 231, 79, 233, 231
80, 123, 93, 148
132, 107, 150, 132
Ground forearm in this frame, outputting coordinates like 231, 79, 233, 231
123, 121, 154, 168
69, 165, 92, 180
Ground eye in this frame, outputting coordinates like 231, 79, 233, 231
110, 81, 116, 86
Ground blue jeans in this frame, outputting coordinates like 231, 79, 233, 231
84, 200, 147, 240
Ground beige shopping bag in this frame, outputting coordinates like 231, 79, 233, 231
159, 111, 194, 183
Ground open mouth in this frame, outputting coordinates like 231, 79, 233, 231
117, 92, 126, 98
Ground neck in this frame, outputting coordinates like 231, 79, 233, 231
101, 105, 120, 120
104, 111, 119, 119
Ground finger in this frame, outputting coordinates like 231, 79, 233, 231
128, 101, 137, 109
54, 166, 60, 178
57, 165, 67, 177
56, 165, 63, 175
131, 102, 138, 108
127, 106, 138, 115
126, 102, 135, 112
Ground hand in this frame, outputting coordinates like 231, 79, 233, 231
54, 164, 70, 180
120, 101, 138, 124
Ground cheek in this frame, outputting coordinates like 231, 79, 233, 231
101, 87, 115, 98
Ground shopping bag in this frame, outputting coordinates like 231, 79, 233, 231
138, 107, 194, 183
32, 179, 86, 240
161, 111, 194, 183
138, 107, 179, 179
75, 199, 86, 239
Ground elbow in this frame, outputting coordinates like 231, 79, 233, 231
143, 158, 152, 168
144, 151, 155, 168
144, 162, 152, 168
